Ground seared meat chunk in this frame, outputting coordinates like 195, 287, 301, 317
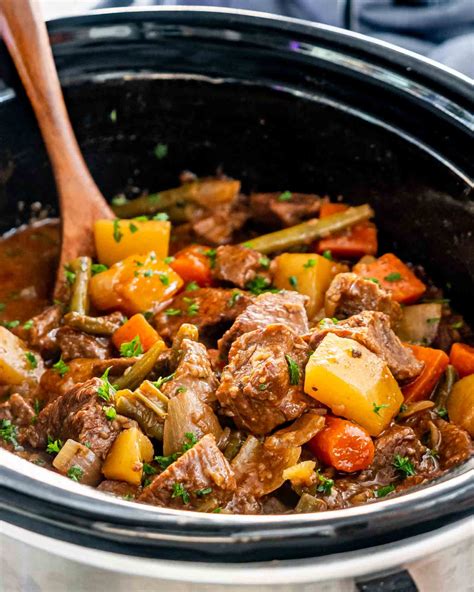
219, 291, 309, 357
26, 378, 121, 459
250, 192, 322, 227
56, 326, 112, 361
217, 324, 312, 435
192, 200, 249, 246
325, 273, 402, 326
0, 393, 35, 427
138, 434, 236, 509
212, 245, 272, 289
22, 304, 62, 356
307, 311, 423, 382
161, 338, 219, 406
154, 288, 251, 345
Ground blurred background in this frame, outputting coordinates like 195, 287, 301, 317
38, 0, 474, 77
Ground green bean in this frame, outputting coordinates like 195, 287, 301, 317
69, 257, 91, 315
112, 178, 239, 219
241, 204, 374, 254
114, 340, 167, 391
63, 312, 124, 336
433, 364, 458, 410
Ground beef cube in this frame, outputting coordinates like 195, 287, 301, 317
98, 480, 139, 500
325, 273, 402, 325
26, 378, 121, 459
56, 326, 112, 361
217, 324, 312, 434
22, 304, 62, 356
192, 200, 249, 246
154, 288, 252, 345
219, 290, 309, 357
250, 192, 322, 227
0, 393, 35, 427
307, 311, 423, 382
138, 434, 236, 509
212, 245, 272, 289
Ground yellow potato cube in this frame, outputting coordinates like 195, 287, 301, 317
447, 375, 474, 437
273, 253, 336, 318
102, 427, 154, 486
94, 219, 171, 267
0, 327, 44, 385
304, 332, 403, 436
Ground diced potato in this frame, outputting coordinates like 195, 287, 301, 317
90, 251, 183, 315
396, 303, 442, 345
102, 427, 154, 486
304, 333, 403, 436
447, 375, 474, 437
94, 219, 171, 267
0, 327, 44, 385
273, 253, 336, 318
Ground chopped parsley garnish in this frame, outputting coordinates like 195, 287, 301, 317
97, 367, 116, 402
154, 143, 168, 160
185, 281, 199, 292
259, 256, 270, 270
67, 465, 84, 483
111, 195, 128, 206
228, 290, 242, 307
288, 275, 298, 289
52, 357, 69, 377
1, 320, 20, 329
384, 272, 402, 282
23, 320, 34, 330
277, 191, 292, 202
182, 432, 198, 452
110, 109, 117, 123
393, 455, 416, 477
316, 471, 334, 495
154, 432, 198, 470
165, 308, 182, 316
184, 298, 199, 316
321, 250, 333, 261
303, 258, 316, 268
450, 320, 463, 330
246, 276, 274, 295
258, 383, 268, 391
285, 355, 300, 385
25, 352, 38, 369
142, 463, 157, 476
437, 407, 448, 419
195, 487, 212, 496
158, 273, 170, 286
46, 436, 63, 454
205, 249, 217, 269
426, 317, 441, 324
134, 216, 148, 222
122, 494, 133, 501
367, 277, 380, 284
64, 265, 76, 285
103, 405, 117, 421
128, 222, 139, 234
164, 256, 175, 265
372, 402, 389, 416
171, 482, 190, 504
0, 419, 18, 447
153, 373, 176, 390
91, 263, 108, 275
375, 484, 395, 498
120, 336, 143, 358
153, 212, 169, 221
176, 386, 187, 394
113, 219, 123, 243
212, 507, 222, 513
399, 404, 408, 414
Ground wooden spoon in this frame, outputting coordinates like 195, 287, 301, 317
0, 0, 114, 298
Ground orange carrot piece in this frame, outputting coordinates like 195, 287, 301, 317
353, 253, 426, 304
450, 343, 474, 378
169, 244, 213, 287
402, 344, 449, 402
112, 313, 160, 352
307, 416, 374, 472
316, 202, 377, 258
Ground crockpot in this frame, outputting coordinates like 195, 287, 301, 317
0, 7, 473, 592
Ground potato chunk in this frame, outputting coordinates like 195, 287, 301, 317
102, 427, 154, 485
447, 375, 474, 437
0, 327, 44, 385
94, 219, 170, 266
304, 333, 403, 436
273, 253, 335, 318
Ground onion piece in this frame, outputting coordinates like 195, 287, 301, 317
52, 439, 102, 486
396, 303, 442, 345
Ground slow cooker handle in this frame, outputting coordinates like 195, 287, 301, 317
356, 569, 418, 591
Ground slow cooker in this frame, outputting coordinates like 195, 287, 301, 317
0, 7, 472, 591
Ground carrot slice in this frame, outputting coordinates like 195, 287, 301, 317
307, 416, 374, 472
353, 253, 426, 304
112, 313, 161, 353
169, 244, 213, 287
402, 344, 449, 402
450, 343, 474, 378
316, 202, 378, 259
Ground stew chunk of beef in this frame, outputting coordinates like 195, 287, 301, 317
325, 273, 402, 326
219, 290, 309, 357
307, 311, 423, 382
26, 378, 121, 459
217, 324, 312, 435
22, 304, 62, 356
138, 434, 236, 509
0, 393, 35, 427
56, 326, 112, 361
154, 288, 252, 345
250, 192, 322, 227
212, 245, 272, 289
